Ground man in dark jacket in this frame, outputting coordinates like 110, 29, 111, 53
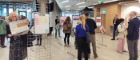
111, 14, 120, 40
55, 16, 60, 38
127, 11, 140, 60
85, 13, 98, 58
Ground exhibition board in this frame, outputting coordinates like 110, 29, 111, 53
34, 14, 49, 34
61, 17, 66, 26
72, 15, 80, 29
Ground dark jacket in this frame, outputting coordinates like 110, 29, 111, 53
86, 18, 97, 34
113, 18, 120, 27
55, 19, 60, 25
127, 17, 140, 40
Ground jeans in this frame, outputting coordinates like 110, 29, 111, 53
64, 33, 70, 45
113, 26, 117, 39
127, 40, 138, 60
55, 27, 60, 37
0, 35, 5, 46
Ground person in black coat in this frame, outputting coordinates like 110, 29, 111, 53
111, 14, 120, 40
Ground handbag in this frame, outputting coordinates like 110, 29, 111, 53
85, 25, 93, 43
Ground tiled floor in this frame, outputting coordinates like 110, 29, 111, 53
0, 31, 140, 60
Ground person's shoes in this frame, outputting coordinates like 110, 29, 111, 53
117, 51, 123, 54
1, 45, 6, 48
35, 44, 39, 46
122, 50, 127, 52
111, 39, 115, 40
64, 44, 67, 46
59, 36, 61, 38
94, 55, 98, 59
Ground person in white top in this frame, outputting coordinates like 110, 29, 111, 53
117, 18, 127, 53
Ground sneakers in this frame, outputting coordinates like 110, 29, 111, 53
94, 55, 98, 59
1, 45, 6, 48
111, 39, 115, 40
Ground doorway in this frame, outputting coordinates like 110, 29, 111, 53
18, 11, 27, 19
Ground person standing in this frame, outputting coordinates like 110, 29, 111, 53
0, 16, 8, 48
117, 18, 127, 53
111, 14, 119, 40
7, 12, 28, 60
127, 11, 140, 60
85, 13, 98, 58
55, 16, 60, 38
63, 16, 72, 47
76, 15, 89, 60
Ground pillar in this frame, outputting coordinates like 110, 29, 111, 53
6, 4, 9, 16
13, 3, 16, 12
39, 0, 48, 13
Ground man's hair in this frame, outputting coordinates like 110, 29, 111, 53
131, 11, 137, 16
85, 12, 89, 16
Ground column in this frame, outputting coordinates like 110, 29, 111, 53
6, 4, 9, 16
39, 0, 48, 13
13, 3, 16, 12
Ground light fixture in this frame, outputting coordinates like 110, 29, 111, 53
65, 5, 71, 7
104, 0, 118, 3
93, 3, 98, 5
61, 0, 69, 3
88, 7, 93, 8
76, 2, 85, 5
79, 6, 86, 8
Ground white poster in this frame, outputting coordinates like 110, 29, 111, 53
34, 14, 49, 34
100, 26, 106, 33
72, 15, 80, 29
96, 17, 101, 27
60, 17, 66, 26
9, 20, 29, 35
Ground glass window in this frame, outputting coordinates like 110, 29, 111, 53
9, 8, 13, 14
2, 8, 7, 16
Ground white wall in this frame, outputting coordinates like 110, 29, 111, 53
121, 3, 140, 18
100, 7, 106, 14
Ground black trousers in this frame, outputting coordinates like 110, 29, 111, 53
0, 35, 5, 46
77, 37, 88, 60
37, 35, 42, 45
87, 43, 91, 54
64, 33, 70, 45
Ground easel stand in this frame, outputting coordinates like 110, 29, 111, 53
99, 33, 107, 47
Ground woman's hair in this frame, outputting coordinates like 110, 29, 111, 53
20, 15, 26, 20
119, 18, 124, 23
64, 16, 71, 24
7, 12, 19, 22
79, 15, 86, 30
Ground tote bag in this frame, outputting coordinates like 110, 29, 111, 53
85, 25, 93, 43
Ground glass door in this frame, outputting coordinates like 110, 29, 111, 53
18, 11, 27, 19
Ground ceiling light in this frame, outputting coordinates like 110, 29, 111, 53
104, 0, 118, 3
93, 3, 98, 5
65, 5, 71, 7
88, 7, 93, 8
76, 2, 85, 5
61, 0, 69, 3
79, 6, 86, 8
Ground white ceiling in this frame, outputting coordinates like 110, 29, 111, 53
56, 0, 120, 12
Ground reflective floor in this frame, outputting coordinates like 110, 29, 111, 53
0, 30, 140, 60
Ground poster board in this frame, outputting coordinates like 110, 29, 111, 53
100, 26, 106, 33
9, 19, 29, 35
96, 17, 101, 27
34, 14, 49, 34
72, 15, 80, 29
60, 17, 66, 26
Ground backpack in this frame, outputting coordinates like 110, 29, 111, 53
63, 24, 68, 31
